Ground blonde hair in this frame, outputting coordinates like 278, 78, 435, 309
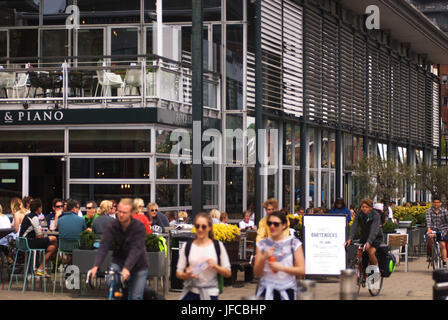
178, 211, 188, 219
10, 197, 26, 214
97, 200, 113, 216
118, 198, 134, 212
209, 209, 221, 220
133, 198, 145, 212
0, 204, 3, 216
263, 198, 278, 210
147, 202, 158, 210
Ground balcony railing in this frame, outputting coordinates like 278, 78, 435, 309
0, 55, 221, 111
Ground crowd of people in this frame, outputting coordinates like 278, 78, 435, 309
0, 193, 443, 301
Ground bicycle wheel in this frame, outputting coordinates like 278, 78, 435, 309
368, 275, 383, 296
350, 260, 362, 296
431, 244, 437, 270
435, 243, 443, 269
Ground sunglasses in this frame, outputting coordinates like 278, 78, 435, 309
150, 209, 157, 212
267, 221, 281, 228
86, 207, 93, 210
55, 205, 63, 208
195, 224, 208, 230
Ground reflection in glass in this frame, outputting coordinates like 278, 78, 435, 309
157, 129, 191, 155
203, 184, 218, 206
227, 0, 243, 20
179, 184, 192, 206
0, 32, 6, 58
344, 133, 353, 171
0, 130, 64, 153
330, 172, 335, 207
268, 173, 277, 200
69, 130, 150, 153
295, 170, 300, 207
41, 30, 68, 62
156, 184, 177, 207
0, 1, 40, 26
144, 0, 156, 23
226, 25, 243, 110
70, 184, 150, 204
0, 159, 22, 214
71, 158, 149, 179
226, 167, 243, 215
162, 1, 220, 22
309, 127, 315, 169
247, 167, 255, 211
10, 29, 38, 58
283, 169, 291, 213
247, 117, 256, 165
111, 28, 138, 61
43, 0, 71, 25
309, 171, 315, 209
78, 29, 104, 59
156, 158, 177, 180
321, 130, 329, 168
226, 115, 244, 165
330, 131, 336, 168
77, 0, 141, 24
295, 126, 300, 167
284, 124, 292, 165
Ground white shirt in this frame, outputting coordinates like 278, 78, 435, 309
0, 215, 11, 229
177, 241, 231, 297
239, 220, 255, 230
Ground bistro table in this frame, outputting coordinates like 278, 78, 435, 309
0, 228, 14, 239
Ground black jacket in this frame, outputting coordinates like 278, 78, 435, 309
349, 210, 383, 244
94, 218, 149, 274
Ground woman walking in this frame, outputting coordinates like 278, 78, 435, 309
176, 212, 231, 300
254, 211, 305, 300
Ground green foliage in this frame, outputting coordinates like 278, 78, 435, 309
382, 220, 398, 234
353, 156, 414, 202
145, 234, 162, 252
79, 230, 96, 249
416, 164, 448, 201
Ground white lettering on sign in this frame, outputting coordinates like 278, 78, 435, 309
2, 111, 65, 124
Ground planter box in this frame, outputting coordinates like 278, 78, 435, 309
146, 251, 167, 277
223, 240, 240, 263
72, 249, 112, 274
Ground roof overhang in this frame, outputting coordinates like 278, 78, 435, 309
336, 0, 448, 64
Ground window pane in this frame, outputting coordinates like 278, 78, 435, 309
156, 129, 191, 154
344, 134, 353, 171
0, 159, 22, 214
144, 0, 156, 23
70, 184, 150, 204
226, 115, 244, 164
179, 184, 192, 206
156, 158, 177, 180
0, 130, 64, 153
77, 0, 141, 24
0, 1, 40, 26
309, 127, 315, 169
309, 171, 315, 208
247, 117, 256, 165
295, 126, 300, 167
162, 1, 221, 23
226, 25, 243, 110
321, 130, 329, 168
156, 184, 178, 207
247, 167, 255, 212
203, 184, 218, 206
69, 130, 150, 153
227, 0, 243, 20
330, 131, 336, 169
284, 123, 292, 165
226, 167, 243, 215
43, 0, 72, 25
268, 173, 277, 200
41, 29, 68, 62
78, 29, 104, 58
0, 32, 7, 58
111, 28, 138, 61
295, 170, 300, 207
10, 29, 38, 58
283, 169, 291, 212
70, 158, 149, 179
321, 171, 329, 209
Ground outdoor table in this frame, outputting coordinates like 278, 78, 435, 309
0, 228, 14, 239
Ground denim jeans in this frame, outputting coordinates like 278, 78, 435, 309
109, 263, 148, 300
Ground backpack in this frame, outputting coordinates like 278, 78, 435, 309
377, 244, 396, 278
184, 239, 224, 294
374, 208, 387, 225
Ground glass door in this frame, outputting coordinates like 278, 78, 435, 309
0, 158, 28, 214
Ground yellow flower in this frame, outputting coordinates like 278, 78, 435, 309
191, 223, 240, 242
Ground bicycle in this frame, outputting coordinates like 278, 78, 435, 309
347, 241, 383, 297
425, 231, 444, 270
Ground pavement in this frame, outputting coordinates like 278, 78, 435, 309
0, 256, 436, 300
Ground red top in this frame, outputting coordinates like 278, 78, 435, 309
132, 213, 152, 234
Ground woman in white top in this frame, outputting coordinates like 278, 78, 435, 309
239, 210, 255, 231
254, 210, 305, 300
176, 212, 231, 300
10, 197, 27, 234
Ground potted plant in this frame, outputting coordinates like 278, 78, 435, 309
79, 230, 97, 250
382, 220, 398, 239
145, 234, 167, 278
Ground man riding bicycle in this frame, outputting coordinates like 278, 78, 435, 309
87, 198, 149, 300
426, 196, 448, 268
346, 198, 383, 274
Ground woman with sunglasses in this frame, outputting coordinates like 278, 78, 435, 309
253, 211, 305, 300
176, 212, 231, 300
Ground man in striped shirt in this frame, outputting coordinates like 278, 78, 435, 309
426, 196, 448, 268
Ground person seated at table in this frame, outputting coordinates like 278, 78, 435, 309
10, 197, 27, 234
132, 198, 152, 235
56, 199, 86, 241
0, 204, 14, 264
178, 211, 188, 224
46, 198, 64, 231
239, 210, 255, 231
209, 209, 221, 224
93, 200, 114, 237
84, 201, 98, 231
166, 211, 177, 226
19, 199, 57, 278
220, 212, 229, 224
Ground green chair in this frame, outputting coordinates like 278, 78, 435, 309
53, 239, 80, 295
8, 237, 47, 293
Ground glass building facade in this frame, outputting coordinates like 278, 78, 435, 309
0, 0, 442, 216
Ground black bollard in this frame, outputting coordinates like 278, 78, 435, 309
433, 269, 448, 300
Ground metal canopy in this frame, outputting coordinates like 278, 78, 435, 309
337, 0, 448, 64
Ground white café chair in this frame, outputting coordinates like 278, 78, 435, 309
11, 73, 29, 98
124, 68, 142, 95
387, 233, 409, 272
95, 70, 125, 98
